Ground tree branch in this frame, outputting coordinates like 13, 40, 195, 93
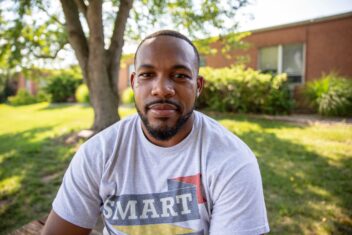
33, 41, 68, 59
107, 0, 134, 94
74, 0, 88, 19
37, 4, 64, 26
86, 0, 104, 43
59, 0, 89, 80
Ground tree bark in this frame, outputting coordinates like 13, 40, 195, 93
60, 0, 133, 132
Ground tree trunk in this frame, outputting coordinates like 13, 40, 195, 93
60, 0, 133, 132
85, 0, 120, 132
87, 60, 120, 132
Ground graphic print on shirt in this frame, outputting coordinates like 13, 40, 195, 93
103, 173, 206, 235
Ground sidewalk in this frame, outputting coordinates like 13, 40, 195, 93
247, 114, 352, 125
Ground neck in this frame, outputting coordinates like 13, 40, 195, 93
141, 113, 195, 147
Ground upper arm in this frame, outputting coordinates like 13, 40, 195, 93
208, 160, 269, 235
41, 210, 91, 235
51, 146, 102, 229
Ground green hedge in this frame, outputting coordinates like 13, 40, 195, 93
45, 75, 80, 103
8, 89, 49, 106
197, 66, 293, 114
75, 84, 90, 103
121, 87, 134, 104
305, 73, 352, 117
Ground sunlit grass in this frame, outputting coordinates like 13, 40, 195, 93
0, 102, 136, 234
0, 104, 351, 234
214, 113, 352, 234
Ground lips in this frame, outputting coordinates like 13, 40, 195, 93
148, 103, 178, 117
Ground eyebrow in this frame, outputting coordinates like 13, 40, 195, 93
137, 63, 193, 75
172, 64, 193, 74
137, 64, 155, 71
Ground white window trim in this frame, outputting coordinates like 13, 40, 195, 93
278, 45, 283, 74
302, 43, 306, 85
258, 43, 305, 85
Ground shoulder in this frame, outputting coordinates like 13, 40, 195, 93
83, 114, 138, 149
196, 112, 254, 160
74, 114, 139, 170
195, 111, 258, 171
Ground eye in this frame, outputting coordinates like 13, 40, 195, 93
173, 73, 191, 80
138, 73, 154, 79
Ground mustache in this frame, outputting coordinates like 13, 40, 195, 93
145, 99, 182, 110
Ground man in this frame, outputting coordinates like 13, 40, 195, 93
42, 30, 269, 235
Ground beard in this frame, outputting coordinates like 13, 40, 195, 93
135, 100, 194, 141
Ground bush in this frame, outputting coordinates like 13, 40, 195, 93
36, 91, 51, 102
7, 89, 50, 106
75, 84, 90, 103
121, 87, 134, 104
305, 73, 352, 116
197, 66, 293, 114
8, 89, 38, 106
45, 75, 80, 103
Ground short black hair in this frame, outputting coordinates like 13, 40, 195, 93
134, 30, 200, 70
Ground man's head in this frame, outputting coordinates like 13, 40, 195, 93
134, 30, 201, 73
130, 30, 204, 144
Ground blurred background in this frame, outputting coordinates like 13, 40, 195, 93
0, 0, 351, 234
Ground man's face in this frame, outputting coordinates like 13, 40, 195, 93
131, 36, 203, 141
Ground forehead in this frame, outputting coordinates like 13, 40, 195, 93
135, 36, 197, 69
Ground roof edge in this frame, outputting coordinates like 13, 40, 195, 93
247, 11, 352, 33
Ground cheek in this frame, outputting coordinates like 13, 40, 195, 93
133, 88, 149, 105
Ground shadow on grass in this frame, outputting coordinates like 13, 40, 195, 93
213, 113, 351, 234
240, 130, 351, 234
38, 103, 91, 111
1, 113, 351, 234
0, 127, 78, 235
210, 111, 306, 130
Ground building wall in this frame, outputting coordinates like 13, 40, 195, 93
305, 16, 352, 80
118, 13, 352, 92
205, 14, 352, 82
17, 73, 38, 95
119, 62, 132, 93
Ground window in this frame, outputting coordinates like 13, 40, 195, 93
25, 79, 31, 92
259, 46, 278, 74
127, 64, 135, 87
259, 43, 304, 83
128, 64, 135, 76
199, 56, 206, 67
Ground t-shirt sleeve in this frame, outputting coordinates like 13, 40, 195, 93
208, 153, 270, 235
52, 145, 102, 229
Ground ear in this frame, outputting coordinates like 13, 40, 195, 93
196, 75, 204, 97
130, 72, 136, 90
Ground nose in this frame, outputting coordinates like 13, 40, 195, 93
151, 76, 175, 98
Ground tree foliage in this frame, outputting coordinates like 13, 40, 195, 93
1, 0, 249, 131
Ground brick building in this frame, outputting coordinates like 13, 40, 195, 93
118, 11, 352, 92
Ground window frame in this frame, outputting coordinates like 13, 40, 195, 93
258, 43, 306, 85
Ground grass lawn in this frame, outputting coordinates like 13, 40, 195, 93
0, 103, 351, 234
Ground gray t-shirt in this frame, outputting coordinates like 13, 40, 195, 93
53, 111, 269, 235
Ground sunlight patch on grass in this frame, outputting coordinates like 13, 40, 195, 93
219, 119, 263, 134
0, 105, 351, 234
0, 175, 22, 197
119, 106, 137, 118
307, 184, 332, 199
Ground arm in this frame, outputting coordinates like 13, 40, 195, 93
208, 160, 269, 235
47, 144, 103, 233
41, 210, 91, 235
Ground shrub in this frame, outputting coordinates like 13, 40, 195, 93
75, 84, 90, 103
8, 89, 38, 106
305, 73, 352, 116
197, 66, 293, 114
36, 91, 51, 102
45, 75, 80, 103
121, 87, 134, 104
7, 89, 50, 106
